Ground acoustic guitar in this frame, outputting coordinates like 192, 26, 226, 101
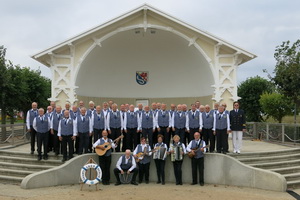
95, 135, 124, 156
188, 145, 210, 158
135, 147, 158, 162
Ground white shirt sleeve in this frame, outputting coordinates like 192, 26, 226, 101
89, 117, 93, 133
73, 119, 77, 136
182, 143, 187, 154
91, 114, 94, 129
212, 114, 216, 131
32, 118, 37, 132
121, 112, 126, 130
148, 145, 153, 156
199, 113, 203, 130
168, 112, 172, 128
116, 156, 122, 171
57, 121, 62, 137
93, 139, 100, 148
137, 114, 142, 131
26, 111, 30, 129
226, 114, 230, 131
155, 112, 159, 129
106, 112, 110, 131
152, 113, 156, 130
133, 146, 138, 155
48, 117, 51, 131
186, 140, 193, 152
186, 114, 190, 131
171, 113, 175, 128
129, 157, 136, 172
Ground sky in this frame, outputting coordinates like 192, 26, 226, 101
1, 0, 299, 84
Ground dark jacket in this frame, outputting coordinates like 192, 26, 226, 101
229, 109, 246, 131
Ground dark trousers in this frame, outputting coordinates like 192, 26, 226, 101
114, 168, 138, 183
191, 157, 204, 184
138, 162, 150, 182
53, 130, 61, 155
216, 128, 228, 153
152, 128, 158, 146
109, 128, 121, 152
93, 128, 103, 143
61, 135, 74, 159
122, 130, 127, 152
189, 128, 199, 144
175, 128, 186, 145
202, 128, 215, 152
98, 155, 111, 184
48, 131, 53, 152
37, 132, 49, 158
78, 132, 89, 154
133, 129, 141, 149
30, 125, 37, 152
75, 136, 80, 154
173, 161, 183, 184
126, 128, 137, 151
159, 126, 170, 148
201, 128, 215, 152
142, 128, 153, 147
154, 159, 165, 182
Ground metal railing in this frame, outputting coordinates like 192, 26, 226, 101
245, 122, 300, 144
0, 123, 28, 145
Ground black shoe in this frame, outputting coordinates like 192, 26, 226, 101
200, 182, 204, 186
179, 182, 183, 185
131, 182, 138, 185
37, 156, 42, 161
43, 156, 48, 160
176, 183, 180, 185
115, 182, 121, 186
162, 182, 165, 185
30, 151, 34, 155
55, 153, 59, 156
191, 182, 197, 185
145, 180, 149, 184
138, 180, 142, 184
222, 151, 227, 154
62, 158, 67, 162
217, 151, 221, 153
156, 181, 161, 184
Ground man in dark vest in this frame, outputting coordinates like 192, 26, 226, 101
172, 104, 187, 145
50, 105, 62, 155
133, 137, 152, 184
120, 104, 128, 152
230, 101, 246, 154
76, 107, 93, 154
46, 106, 54, 153
33, 108, 51, 161
125, 104, 139, 151
107, 103, 122, 152
213, 105, 231, 154
169, 104, 176, 138
70, 105, 79, 154
91, 105, 106, 145
114, 149, 138, 186
156, 103, 172, 148
186, 132, 206, 186
138, 106, 156, 147
58, 110, 76, 162
186, 104, 202, 144
26, 102, 38, 154
93, 130, 116, 185
201, 105, 215, 152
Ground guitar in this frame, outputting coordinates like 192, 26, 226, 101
135, 147, 158, 162
188, 144, 210, 158
95, 135, 124, 156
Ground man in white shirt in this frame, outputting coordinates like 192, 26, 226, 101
113, 149, 138, 186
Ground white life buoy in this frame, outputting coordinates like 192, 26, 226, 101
80, 163, 102, 185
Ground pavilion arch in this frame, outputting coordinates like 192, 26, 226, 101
31, 4, 256, 109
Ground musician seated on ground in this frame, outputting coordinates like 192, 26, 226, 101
153, 134, 167, 185
93, 130, 116, 185
186, 132, 206, 186
114, 149, 138, 186
133, 137, 152, 184
168, 135, 186, 185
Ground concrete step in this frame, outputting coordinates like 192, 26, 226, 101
0, 150, 64, 160
0, 168, 34, 178
287, 180, 300, 189
229, 148, 300, 159
249, 159, 300, 169
284, 173, 300, 182
0, 155, 62, 166
238, 153, 300, 164
0, 161, 54, 171
270, 166, 300, 175
0, 174, 23, 184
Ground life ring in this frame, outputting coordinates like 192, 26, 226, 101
80, 163, 102, 185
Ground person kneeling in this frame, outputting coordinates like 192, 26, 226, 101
114, 149, 138, 186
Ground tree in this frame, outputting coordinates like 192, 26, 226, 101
259, 92, 293, 123
272, 40, 300, 123
238, 76, 274, 122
